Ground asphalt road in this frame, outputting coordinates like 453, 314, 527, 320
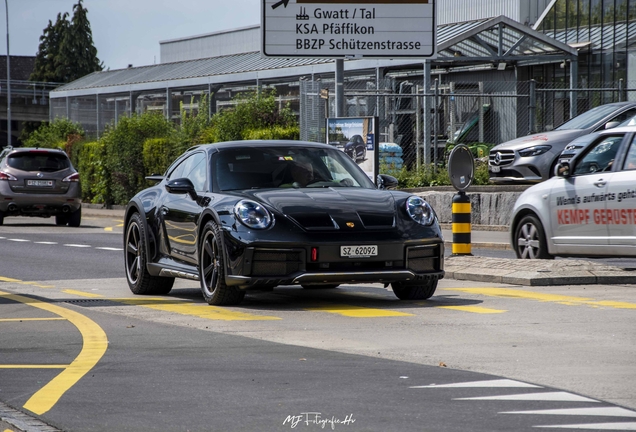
1, 216, 635, 432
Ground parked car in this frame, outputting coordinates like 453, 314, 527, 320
558, 114, 636, 164
489, 102, 636, 183
510, 126, 636, 259
0, 147, 81, 226
124, 140, 445, 305
343, 134, 367, 162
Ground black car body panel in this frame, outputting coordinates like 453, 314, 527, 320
124, 140, 444, 304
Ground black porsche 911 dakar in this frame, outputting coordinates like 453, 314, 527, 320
124, 140, 445, 305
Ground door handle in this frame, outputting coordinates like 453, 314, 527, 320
161, 207, 169, 216
593, 180, 607, 188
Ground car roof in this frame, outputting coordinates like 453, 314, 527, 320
6, 147, 68, 155
597, 125, 636, 135
194, 140, 335, 152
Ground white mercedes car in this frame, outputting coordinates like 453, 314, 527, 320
510, 126, 636, 259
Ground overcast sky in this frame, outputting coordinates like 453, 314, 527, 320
5, 0, 261, 70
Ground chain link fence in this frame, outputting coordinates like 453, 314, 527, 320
301, 78, 636, 170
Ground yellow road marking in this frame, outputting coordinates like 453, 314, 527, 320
104, 227, 113, 232
305, 303, 413, 317
444, 288, 636, 310
115, 298, 281, 321
103, 219, 124, 231
62, 289, 104, 298
437, 305, 507, 314
0, 290, 108, 415
0, 277, 54, 288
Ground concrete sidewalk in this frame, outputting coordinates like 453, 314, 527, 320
83, 205, 636, 287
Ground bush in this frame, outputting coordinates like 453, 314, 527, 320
243, 125, 300, 140
143, 137, 178, 179
76, 141, 107, 203
100, 112, 174, 205
22, 118, 84, 149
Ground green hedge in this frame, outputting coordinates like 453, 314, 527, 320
243, 126, 300, 140
76, 141, 108, 203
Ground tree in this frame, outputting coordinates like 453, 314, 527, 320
30, 0, 102, 83
30, 13, 69, 82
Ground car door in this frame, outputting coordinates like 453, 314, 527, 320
548, 134, 624, 253
162, 151, 208, 264
607, 133, 636, 255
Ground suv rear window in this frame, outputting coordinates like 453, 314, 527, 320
7, 152, 71, 172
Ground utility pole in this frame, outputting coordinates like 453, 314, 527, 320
4, 0, 10, 147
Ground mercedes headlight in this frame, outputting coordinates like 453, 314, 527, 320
519, 145, 551, 157
233, 200, 273, 229
406, 196, 434, 226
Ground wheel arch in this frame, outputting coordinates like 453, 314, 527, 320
124, 199, 153, 266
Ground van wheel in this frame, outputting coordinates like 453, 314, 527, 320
514, 214, 553, 259
55, 214, 68, 226
68, 207, 82, 227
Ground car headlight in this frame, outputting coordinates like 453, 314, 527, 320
233, 200, 273, 229
518, 145, 551, 157
406, 196, 434, 226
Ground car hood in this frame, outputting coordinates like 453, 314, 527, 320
492, 130, 585, 152
242, 188, 399, 230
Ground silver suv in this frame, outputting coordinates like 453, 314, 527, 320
0, 147, 82, 226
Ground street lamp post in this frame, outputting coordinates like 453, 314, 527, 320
4, 0, 10, 148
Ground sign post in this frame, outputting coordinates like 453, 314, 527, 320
262, 0, 436, 59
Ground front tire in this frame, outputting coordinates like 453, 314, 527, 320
125, 213, 174, 294
514, 214, 553, 259
392, 279, 438, 300
199, 220, 245, 306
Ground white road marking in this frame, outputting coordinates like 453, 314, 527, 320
7, 238, 30, 242
455, 391, 599, 402
411, 379, 541, 389
502, 407, 636, 416
534, 422, 636, 430
95, 247, 123, 251
35, 241, 58, 245
63, 244, 92, 248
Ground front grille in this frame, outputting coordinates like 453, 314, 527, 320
306, 260, 404, 272
251, 250, 302, 276
489, 149, 515, 167
407, 245, 441, 273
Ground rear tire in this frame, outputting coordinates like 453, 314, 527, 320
513, 214, 553, 259
0, 211, 4, 226
392, 279, 438, 300
68, 207, 81, 227
199, 220, 245, 306
125, 213, 174, 295
55, 214, 68, 226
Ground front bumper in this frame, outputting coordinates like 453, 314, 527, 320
224, 241, 445, 289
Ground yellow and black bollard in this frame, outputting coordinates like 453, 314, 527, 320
451, 190, 472, 255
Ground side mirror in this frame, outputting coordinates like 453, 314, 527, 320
377, 174, 398, 190
605, 121, 620, 130
556, 161, 571, 178
166, 177, 197, 200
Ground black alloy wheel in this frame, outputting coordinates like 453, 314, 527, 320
125, 213, 174, 294
199, 220, 245, 306
391, 279, 438, 300
514, 214, 554, 259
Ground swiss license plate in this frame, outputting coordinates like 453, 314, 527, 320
27, 180, 54, 187
340, 245, 378, 258
490, 165, 501, 173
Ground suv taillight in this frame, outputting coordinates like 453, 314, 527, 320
0, 171, 17, 181
62, 173, 80, 182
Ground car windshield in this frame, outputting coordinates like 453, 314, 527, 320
619, 115, 636, 127
214, 146, 375, 191
6, 152, 70, 172
556, 104, 622, 131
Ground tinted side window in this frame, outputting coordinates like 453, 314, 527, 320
573, 135, 624, 175
168, 152, 207, 192
609, 108, 636, 125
